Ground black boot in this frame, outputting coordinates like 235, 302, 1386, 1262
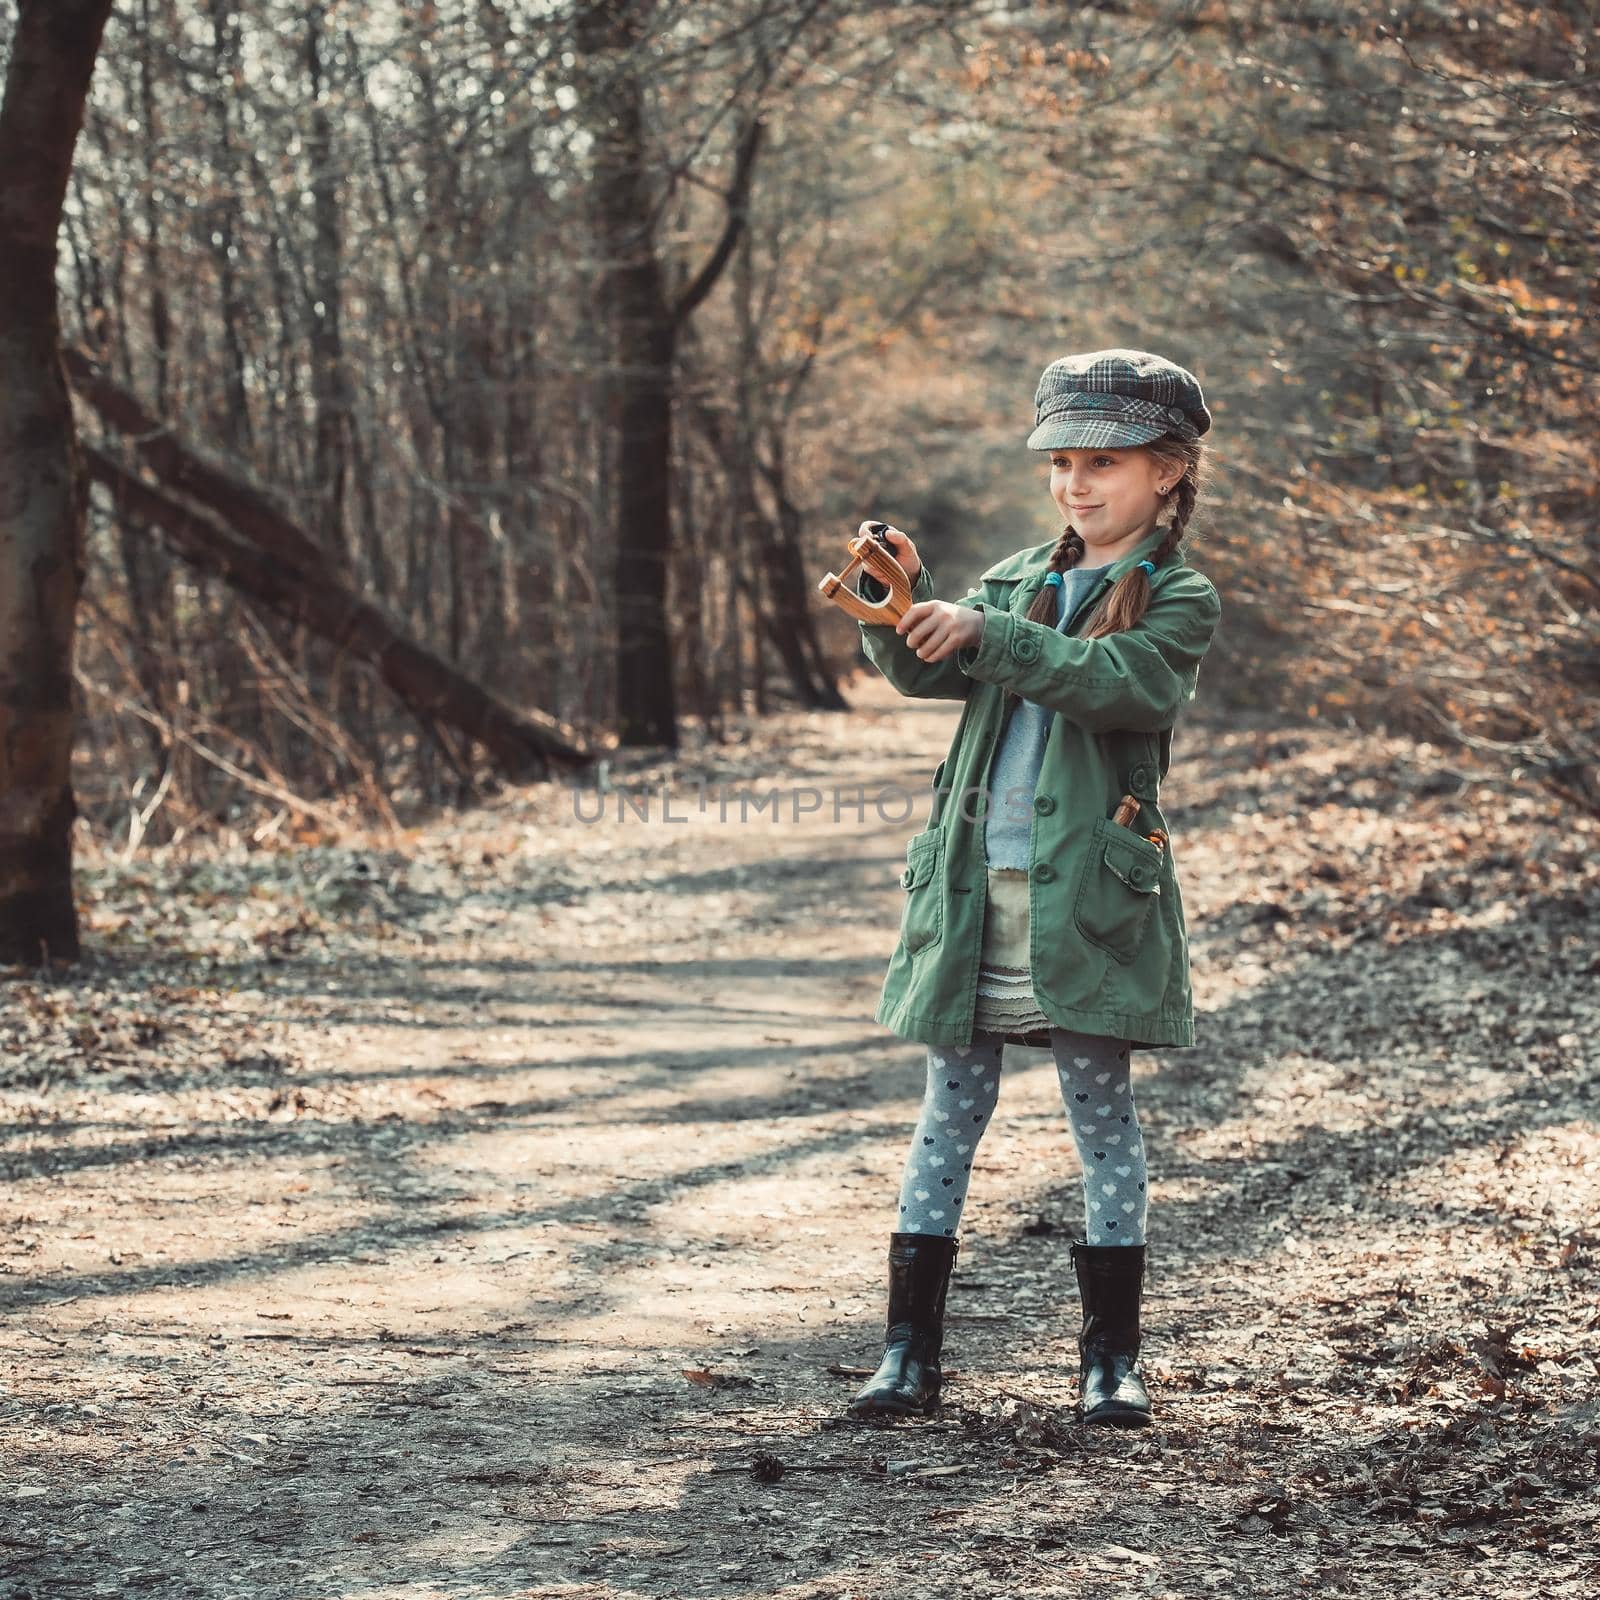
847, 1232, 960, 1417
1071, 1239, 1152, 1428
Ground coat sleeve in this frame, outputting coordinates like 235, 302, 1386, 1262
857, 562, 990, 702
952, 575, 1222, 732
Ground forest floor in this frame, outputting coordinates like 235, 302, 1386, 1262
2, 671, 1598, 1600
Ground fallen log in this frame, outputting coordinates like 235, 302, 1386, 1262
84, 444, 596, 780
65, 346, 342, 587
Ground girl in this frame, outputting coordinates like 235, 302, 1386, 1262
845, 349, 1222, 1428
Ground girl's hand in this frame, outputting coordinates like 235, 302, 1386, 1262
860, 520, 920, 584
896, 600, 985, 662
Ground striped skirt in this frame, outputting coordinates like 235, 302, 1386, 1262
972, 866, 1052, 1040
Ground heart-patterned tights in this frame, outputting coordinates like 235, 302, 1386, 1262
894, 1027, 1147, 1245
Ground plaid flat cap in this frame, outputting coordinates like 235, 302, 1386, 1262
1026, 348, 1212, 450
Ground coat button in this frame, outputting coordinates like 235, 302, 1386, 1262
1128, 864, 1147, 886
1128, 763, 1157, 799
1033, 794, 1055, 816
1033, 862, 1055, 883
900, 867, 914, 887
1012, 633, 1039, 663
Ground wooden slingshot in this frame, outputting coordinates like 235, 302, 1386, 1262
816, 521, 916, 625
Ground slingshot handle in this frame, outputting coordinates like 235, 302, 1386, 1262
817, 522, 916, 624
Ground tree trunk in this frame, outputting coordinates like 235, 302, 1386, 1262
575, 0, 677, 747
0, 0, 116, 966
204, 0, 255, 451
758, 436, 847, 710
575, 3, 765, 749
304, 7, 352, 563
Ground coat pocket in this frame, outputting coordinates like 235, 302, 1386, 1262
898, 829, 945, 955
1072, 816, 1163, 964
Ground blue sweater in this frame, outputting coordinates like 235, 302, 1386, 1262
983, 562, 1110, 868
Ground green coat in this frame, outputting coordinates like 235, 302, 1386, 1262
857, 524, 1222, 1052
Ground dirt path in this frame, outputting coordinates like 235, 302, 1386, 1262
3, 673, 1597, 1599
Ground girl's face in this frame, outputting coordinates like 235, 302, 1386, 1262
1047, 447, 1169, 553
